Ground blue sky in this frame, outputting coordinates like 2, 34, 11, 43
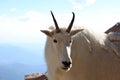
0, 0, 120, 44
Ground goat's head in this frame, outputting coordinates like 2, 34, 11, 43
41, 11, 83, 71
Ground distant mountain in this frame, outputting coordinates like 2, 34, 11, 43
0, 43, 47, 80
0, 63, 47, 80
0, 43, 46, 65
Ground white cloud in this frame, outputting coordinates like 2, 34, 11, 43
75, 14, 120, 32
9, 8, 17, 12
70, 0, 96, 10
18, 11, 52, 29
85, 0, 96, 6
70, 0, 83, 10
0, 11, 51, 44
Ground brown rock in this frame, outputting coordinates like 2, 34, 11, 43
105, 22, 120, 33
25, 73, 47, 80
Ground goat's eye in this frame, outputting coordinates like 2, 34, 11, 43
53, 39, 57, 43
69, 40, 72, 43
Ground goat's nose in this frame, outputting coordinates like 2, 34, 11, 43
62, 61, 71, 68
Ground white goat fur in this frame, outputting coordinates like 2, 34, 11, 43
41, 26, 120, 80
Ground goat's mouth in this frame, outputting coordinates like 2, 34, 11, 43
62, 67, 69, 70
61, 67, 71, 71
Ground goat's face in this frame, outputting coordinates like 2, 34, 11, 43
41, 11, 83, 71
51, 29, 72, 71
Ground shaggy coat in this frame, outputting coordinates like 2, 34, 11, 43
43, 26, 120, 80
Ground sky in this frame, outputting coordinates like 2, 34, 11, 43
0, 0, 120, 44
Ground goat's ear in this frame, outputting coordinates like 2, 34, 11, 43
70, 29, 84, 36
40, 30, 53, 37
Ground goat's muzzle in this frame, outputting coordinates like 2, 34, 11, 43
61, 61, 72, 71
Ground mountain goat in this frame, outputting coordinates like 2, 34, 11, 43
41, 11, 120, 80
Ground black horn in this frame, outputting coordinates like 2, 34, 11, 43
66, 12, 75, 33
50, 11, 60, 33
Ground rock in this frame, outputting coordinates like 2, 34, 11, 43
25, 73, 47, 80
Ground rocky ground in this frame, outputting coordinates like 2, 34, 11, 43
25, 73, 48, 80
